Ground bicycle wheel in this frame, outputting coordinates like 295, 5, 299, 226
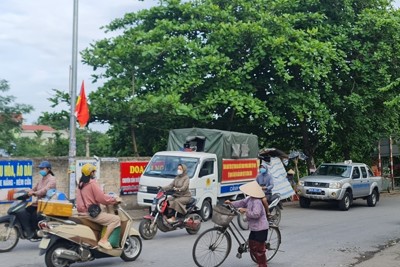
192, 227, 232, 267
250, 225, 281, 263
266, 225, 281, 261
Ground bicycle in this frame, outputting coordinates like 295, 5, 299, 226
192, 204, 281, 267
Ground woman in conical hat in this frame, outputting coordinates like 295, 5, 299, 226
225, 181, 269, 267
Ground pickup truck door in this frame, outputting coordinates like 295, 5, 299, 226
360, 166, 372, 195
194, 159, 218, 204
351, 167, 365, 198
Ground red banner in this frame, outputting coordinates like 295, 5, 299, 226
221, 159, 258, 183
120, 161, 148, 194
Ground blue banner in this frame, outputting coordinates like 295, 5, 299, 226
0, 160, 33, 203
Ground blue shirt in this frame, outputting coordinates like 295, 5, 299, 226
256, 172, 274, 195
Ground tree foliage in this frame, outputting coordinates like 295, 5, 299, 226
81, 0, 400, 166
0, 79, 33, 154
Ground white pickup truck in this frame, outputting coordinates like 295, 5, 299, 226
296, 161, 382, 211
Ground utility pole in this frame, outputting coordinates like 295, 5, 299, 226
68, 0, 79, 200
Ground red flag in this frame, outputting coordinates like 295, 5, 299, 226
75, 81, 89, 128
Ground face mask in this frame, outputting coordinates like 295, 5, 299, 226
259, 168, 267, 174
39, 170, 47, 177
177, 169, 183, 175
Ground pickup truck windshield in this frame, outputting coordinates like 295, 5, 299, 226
143, 155, 198, 179
314, 165, 352, 178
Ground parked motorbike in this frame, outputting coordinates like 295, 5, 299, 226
37, 198, 142, 267
237, 193, 283, 230
139, 188, 202, 240
0, 190, 52, 252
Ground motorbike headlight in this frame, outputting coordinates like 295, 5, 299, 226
138, 185, 147, 193
329, 182, 342, 189
190, 188, 196, 196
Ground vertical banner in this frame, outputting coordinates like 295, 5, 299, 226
120, 161, 148, 195
74, 160, 101, 198
0, 160, 33, 203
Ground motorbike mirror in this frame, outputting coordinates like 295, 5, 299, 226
14, 190, 29, 201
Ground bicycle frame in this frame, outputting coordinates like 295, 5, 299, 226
192, 204, 281, 267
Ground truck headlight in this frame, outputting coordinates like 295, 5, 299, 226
190, 188, 196, 196
329, 182, 341, 189
138, 185, 147, 193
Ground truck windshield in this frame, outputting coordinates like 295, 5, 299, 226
314, 165, 351, 178
143, 155, 198, 179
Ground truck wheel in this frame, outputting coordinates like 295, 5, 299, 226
338, 191, 351, 211
199, 200, 212, 221
367, 189, 378, 207
299, 197, 311, 208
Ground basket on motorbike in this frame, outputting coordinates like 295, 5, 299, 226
212, 205, 235, 227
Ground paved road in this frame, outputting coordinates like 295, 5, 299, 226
3, 192, 400, 267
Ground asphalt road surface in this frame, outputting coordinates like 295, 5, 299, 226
3, 192, 400, 267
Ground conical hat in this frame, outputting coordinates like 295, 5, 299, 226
287, 169, 295, 175
239, 181, 265, 198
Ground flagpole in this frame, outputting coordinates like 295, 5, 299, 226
68, 0, 79, 200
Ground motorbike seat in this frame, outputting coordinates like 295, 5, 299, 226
186, 197, 197, 208
269, 194, 279, 203
69, 216, 103, 232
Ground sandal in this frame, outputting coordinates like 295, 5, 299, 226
98, 240, 112, 250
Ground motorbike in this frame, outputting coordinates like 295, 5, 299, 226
138, 188, 202, 240
237, 192, 283, 230
0, 189, 53, 252
37, 198, 142, 267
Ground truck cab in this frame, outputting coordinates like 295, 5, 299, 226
137, 151, 219, 221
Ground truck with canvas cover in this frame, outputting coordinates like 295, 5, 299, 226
137, 128, 259, 221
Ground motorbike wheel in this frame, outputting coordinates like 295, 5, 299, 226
269, 207, 282, 226
139, 219, 157, 240
185, 214, 201, 235
0, 222, 19, 252
237, 213, 249, 230
45, 240, 75, 267
121, 235, 142, 261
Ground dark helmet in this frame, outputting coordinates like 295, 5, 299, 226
38, 161, 52, 169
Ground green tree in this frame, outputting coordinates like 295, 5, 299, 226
81, 0, 400, 165
37, 89, 71, 130
0, 79, 33, 154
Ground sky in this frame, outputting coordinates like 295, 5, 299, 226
0, 0, 157, 131
1, 0, 399, 132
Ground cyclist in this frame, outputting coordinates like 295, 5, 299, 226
225, 181, 268, 267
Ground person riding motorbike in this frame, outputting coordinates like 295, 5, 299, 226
75, 163, 121, 250
256, 163, 274, 203
161, 163, 191, 224
16, 160, 57, 239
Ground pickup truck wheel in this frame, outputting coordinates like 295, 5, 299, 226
299, 197, 311, 208
367, 189, 378, 207
199, 200, 212, 221
338, 192, 351, 211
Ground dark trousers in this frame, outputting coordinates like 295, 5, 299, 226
16, 205, 38, 238
249, 229, 268, 267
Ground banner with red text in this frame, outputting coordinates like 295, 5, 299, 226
221, 159, 258, 183
120, 161, 148, 194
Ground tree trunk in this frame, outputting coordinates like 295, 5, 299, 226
300, 120, 315, 174
131, 127, 139, 157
